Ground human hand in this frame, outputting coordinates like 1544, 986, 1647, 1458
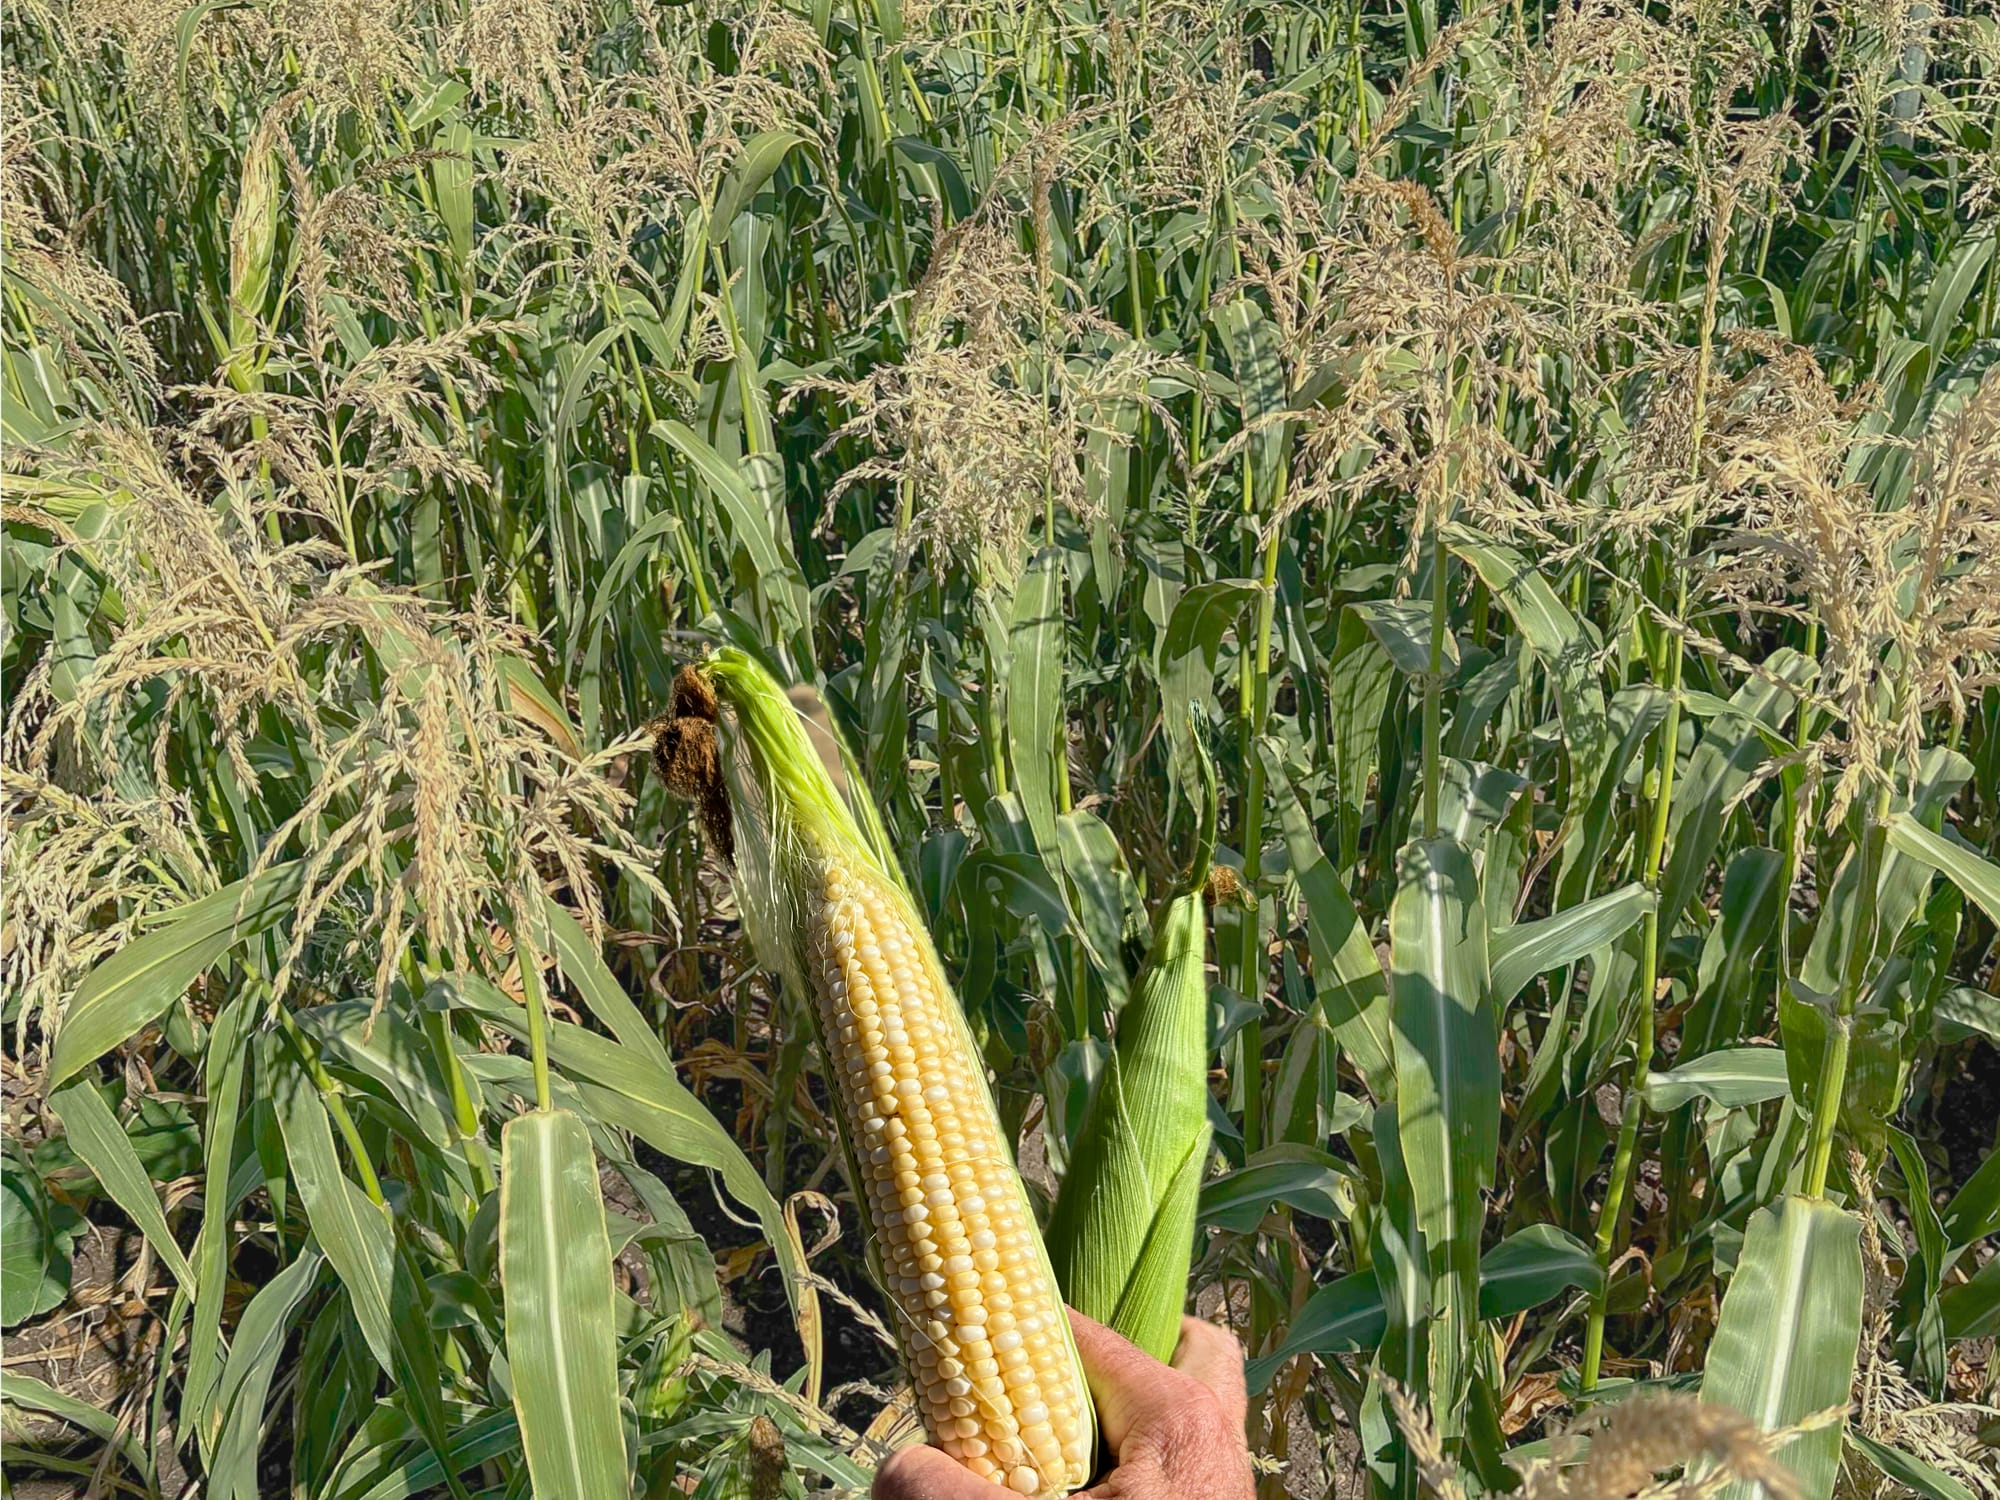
872, 1311, 1254, 1500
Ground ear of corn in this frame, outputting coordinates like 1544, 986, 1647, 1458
1044, 891, 1212, 1365
1044, 729, 1215, 1364
700, 648, 1096, 1499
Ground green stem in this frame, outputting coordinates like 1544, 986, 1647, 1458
425, 1009, 496, 1197
983, 599, 1009, 798
1580, 546, 1694, 1391
1234, 509, 1286, 1421
1421, 520, 1447, 838
1235, 505, 1286, 1158
1802, 792, 1892, 1198
405, 948, 496, 1198
1349, 0, 1367, 149
1581, 167, 1734, 1383
1580, 688, 1681, 1387
1801, 1019, 1853, 1199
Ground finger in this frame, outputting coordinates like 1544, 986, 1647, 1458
1169, 1316, 1248, 1438
1068, 1307, 1197, 1454
872, 1443, 1014, 1500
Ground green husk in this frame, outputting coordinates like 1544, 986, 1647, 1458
1045, 729, 1216, 1363
1045, 888, 1212, 1362
701, 647, 905, 1006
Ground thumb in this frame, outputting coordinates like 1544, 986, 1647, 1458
873, 1443, 1014, 1500
1067, 1308, 1186, 1455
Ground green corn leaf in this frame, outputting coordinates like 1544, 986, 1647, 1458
1701, 1195, 1863, 1500
1886, 812, 2000, 929
1886, 1128, 1949, 1391
1939, 1254, 2000, 1340
1352, 597, 1457, 678
1643, 1048, 1792, 1111
1935, 985, 2000, 1044
340, 1411, 522, 1500
49, 1081, 196, 1291
294, 1002, 459, 1150
272, 1055, 399, 1377
182, 994, 252, 1444
1272, 1001, 1362, 1146
1245, 1223, 1604, 1392
1198, 1145, 1356, 1232
1327, 610, 1399, 870
1681, 847, 1790, 1062
1246, 1272, 1386, 1391
1918, 232, 1994, 362
208, 1248, 323, 1500
651, 421, 812, 663
1, 1371, 151, 1478
554, 323, 628, 461
1363, 1104, 1428, 1500
501, 1108, 630, 1500
1082, 391, 1140, 602
1447, 654, 1523, 763
1056, 809, 1141, 1013
1801, 752, 1971, 1002
1157, 579, 1260, 792
48, 861, 305, 1088
539, 896, 677, 1077
272, 1050, 471, 1500
1489, 883, 1653, 1004
1007, 545, 1067, 870
1559, 685, 1671, 900
1475, 1224, 1601, 1320
1218, 298, 1288, 500
1389, 834, 1495, 1435
1659, 652, 1811, 925
1846, 1430, 1976, 1500
431, 119, 473, 276
1434, 757, 1527, 847
1446, 527, 1610, 807
709, 128, 815, 243
1269, 754, 1395, 1096
1939, 1143, 2000, 1249
443, 971, 806, 1316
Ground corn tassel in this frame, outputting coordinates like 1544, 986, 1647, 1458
676, 650, 1096, 1498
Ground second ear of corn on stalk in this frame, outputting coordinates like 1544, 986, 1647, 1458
1043, 734, 1216, 1365
678, 650, 1095, 1499
1042, 889, 1211, 1365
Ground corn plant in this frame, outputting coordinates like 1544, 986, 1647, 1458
4, 3, 1997, 1500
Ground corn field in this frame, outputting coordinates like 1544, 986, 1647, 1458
3, 0, 1998, 1496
